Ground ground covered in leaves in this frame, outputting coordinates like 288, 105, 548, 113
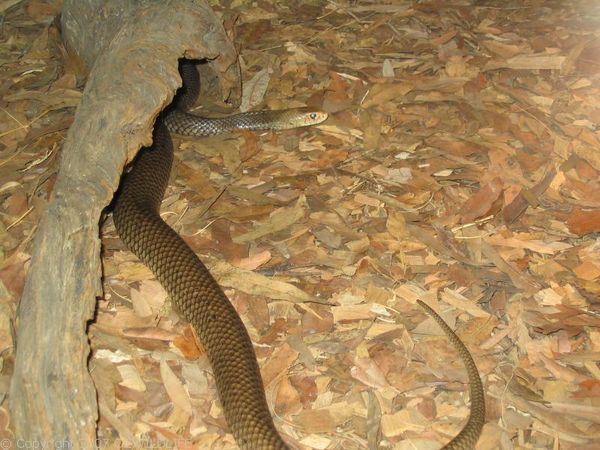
1, 0, 600, 449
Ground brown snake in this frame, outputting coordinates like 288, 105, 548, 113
112, 60, 485, 449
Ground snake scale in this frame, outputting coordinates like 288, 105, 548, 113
112, 60, 485, 449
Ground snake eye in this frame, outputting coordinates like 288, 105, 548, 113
310, 112, 318, 120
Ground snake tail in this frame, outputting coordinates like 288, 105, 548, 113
417, 300, 485, 450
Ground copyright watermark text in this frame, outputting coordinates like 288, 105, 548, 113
0, 437, 190, 449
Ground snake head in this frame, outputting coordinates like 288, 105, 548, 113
277, 108, 328, 129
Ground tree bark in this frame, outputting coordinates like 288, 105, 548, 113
10, 0, 240, 447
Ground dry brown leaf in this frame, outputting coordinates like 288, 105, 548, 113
0, 251, 30, 299
295, 409, 335, 434
261, 343, 298, 388
350, 356, 390, 389
567, 209, 600, 236
459, 177, 504, 223
274, 376, 302, 416
481, 40, 524, 58
160, 361, 192, 414
381, 409, 424, 438
362, 82, 414, 108
386, 210, 409, 239
573, 261, 600, 281
116, 364, 146, 392
130, 280, 166, 318
359, 109, 382, 150
173, 325, 203, 359
331, 303, 375, 322
122, 326, 177, 342
233, 249, 272, 270
484, 54, 566, 71
240, 68, 271, 112
232, 195, 307, 243
210, 260, 313, 303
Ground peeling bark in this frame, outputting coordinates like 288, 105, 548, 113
10, 0, 240, 446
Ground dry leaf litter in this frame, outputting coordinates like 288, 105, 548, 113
1, 1, 600, 449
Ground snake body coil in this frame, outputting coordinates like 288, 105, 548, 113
113, 120, 287, 448
112, 61, 484, 449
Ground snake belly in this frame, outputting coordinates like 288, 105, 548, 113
112, 60, 484, 449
